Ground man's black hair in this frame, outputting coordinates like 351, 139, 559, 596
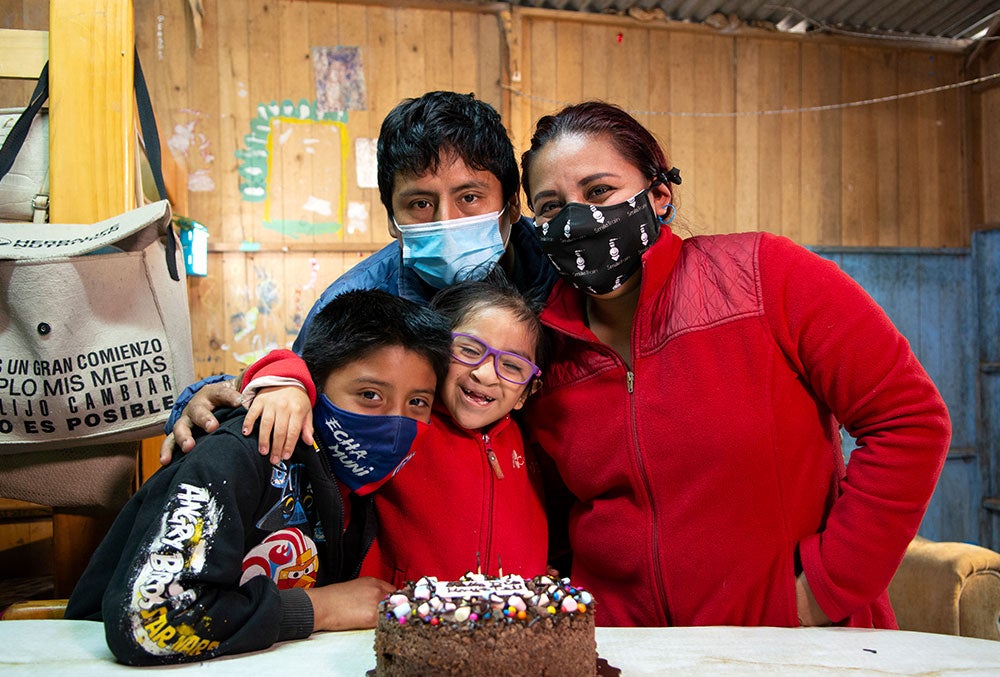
376, 91, 520, 218
301, 289, 452, 389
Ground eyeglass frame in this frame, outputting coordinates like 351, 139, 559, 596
449, 332, 542, 385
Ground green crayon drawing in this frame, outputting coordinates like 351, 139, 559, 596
235, 99, 349, 237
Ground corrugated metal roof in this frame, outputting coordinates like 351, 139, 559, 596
507, 0, 1000, 41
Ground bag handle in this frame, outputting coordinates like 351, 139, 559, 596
133, 51, 180, 281
0, 63, 49, 181
0, 53, 180, 281
133, 51, 169, 205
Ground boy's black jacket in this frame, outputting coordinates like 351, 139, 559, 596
65, 407, 376, 665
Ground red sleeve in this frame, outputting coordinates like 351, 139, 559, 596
241, 349, 317, 406
760, 234, 951, 622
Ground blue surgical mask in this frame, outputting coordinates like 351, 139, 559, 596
313, 394, 425, 496
396, 209, 507, 289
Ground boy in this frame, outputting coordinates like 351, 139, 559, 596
163, 91, 559, 461
65, 290, 451, 666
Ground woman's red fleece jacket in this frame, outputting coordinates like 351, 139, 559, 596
523, 230, 951, 628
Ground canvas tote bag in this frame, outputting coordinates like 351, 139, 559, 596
0, 200, 195, 452
0, 53, 195, 454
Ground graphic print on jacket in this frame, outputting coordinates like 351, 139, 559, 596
240, 528, 318, 589
129, 482, 223, 658
256, 461, 311, 530
242, 462, 320, 589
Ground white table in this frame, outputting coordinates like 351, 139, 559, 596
0, 620, 998, 675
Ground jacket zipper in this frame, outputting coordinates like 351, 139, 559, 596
313, 442, 358, 578
625, 363, 672, 625
540, 299, 672, 621
483, 433, 505, 480
482, 433, 500, 571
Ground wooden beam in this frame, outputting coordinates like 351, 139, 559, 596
48, 0, 136, 223
0, 29, 48, 78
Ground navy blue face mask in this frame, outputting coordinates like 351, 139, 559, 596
313, 394, 425, 495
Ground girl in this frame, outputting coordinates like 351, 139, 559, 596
242, 270, 549, 585
519, 101, 950, 629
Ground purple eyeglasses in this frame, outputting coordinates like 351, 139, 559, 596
450, 332, 541, 385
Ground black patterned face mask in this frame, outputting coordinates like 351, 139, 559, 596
534, 188, 661, 295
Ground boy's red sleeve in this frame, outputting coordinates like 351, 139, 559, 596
241, 349, 317, 405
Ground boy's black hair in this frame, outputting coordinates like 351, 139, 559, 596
377, 91, 520, 218
429, 267, 547, 372
301, 289, 452, 389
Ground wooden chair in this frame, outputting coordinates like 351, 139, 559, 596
1, 599, 67, 620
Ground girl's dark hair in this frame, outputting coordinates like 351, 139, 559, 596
430, 268, 547, 372
301, 289, 452, 388
377, 91, 520, 218
520, 101, 671, 210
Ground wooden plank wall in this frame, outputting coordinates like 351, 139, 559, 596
0, 0, 46, 99
2, 1, 982, 382
131, 0, 505, 380
509, 8, 969, 249
970, 36, 1000, 229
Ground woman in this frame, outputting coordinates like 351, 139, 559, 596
520, 101, 951, 628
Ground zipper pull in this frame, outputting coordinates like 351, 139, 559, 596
483, 434, 505, 479
627, 371, 635, 393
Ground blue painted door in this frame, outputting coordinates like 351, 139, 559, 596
814, 228, 999, 548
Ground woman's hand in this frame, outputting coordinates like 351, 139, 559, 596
159, 379, 243, 465
304, 577, 396, 631
795, 572, 832, 626
243, 385, 314, 464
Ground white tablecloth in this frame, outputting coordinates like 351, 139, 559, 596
0, 620, 998, 675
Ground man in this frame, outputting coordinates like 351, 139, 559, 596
162, 91, 557, 461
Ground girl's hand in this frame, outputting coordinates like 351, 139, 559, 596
242, 385, 314, 464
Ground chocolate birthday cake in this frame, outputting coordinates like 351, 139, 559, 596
373, 572, 597, 676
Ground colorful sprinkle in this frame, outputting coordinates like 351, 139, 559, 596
378, 573, 594, 629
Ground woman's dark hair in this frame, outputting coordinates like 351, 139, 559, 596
520, 101, 671, 211
377, 91, 520, 218
301, 289, 452, 388
429, 268, 547, 373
